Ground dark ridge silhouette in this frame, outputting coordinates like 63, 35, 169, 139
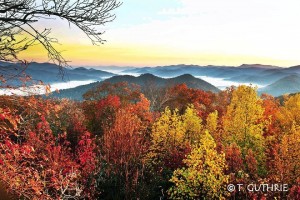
48, 73, 220, 100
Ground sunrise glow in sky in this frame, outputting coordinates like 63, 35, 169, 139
20, 0, 300, 67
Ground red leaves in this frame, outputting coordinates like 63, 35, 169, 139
22, 145, 34, 155
245, 149, 258, 178
77, 131, 97, 177
29, 131, 36, 138
225, 143, 244, 174
289, 180, 300, 200
165, 84, 214, 118
95, 95, 121, 118
164, 144, 191, 170
0, 107, 20, 131
4, 140, 13, 150
0, 96, 97, 199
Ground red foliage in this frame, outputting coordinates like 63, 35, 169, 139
1, 85, 300, 199
245, 149, 258, 179
289, 179, 300, 200
77, 131, 97, 175
164, 144, 191, 170
166, 84, 214, 118
95, 95, 121, 118
225, 143, 244, 174
0, 97, 97, 199
261, 94, 281, 137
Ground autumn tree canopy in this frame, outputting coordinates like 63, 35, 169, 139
1, 85, 300, 199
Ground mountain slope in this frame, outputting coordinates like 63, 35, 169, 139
0, 62, 115, 86
49, 74, 220, 100
103, 73, 220, 92
259, 75, 300, 96
121, 64, 300, 87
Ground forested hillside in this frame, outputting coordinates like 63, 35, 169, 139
49, 74, 220, 100
1, 83, 300, 199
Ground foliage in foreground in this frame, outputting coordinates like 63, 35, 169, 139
0, 84, 300, 199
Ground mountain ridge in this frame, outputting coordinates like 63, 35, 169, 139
259, 74, 300, 96
0, 62, 115, 86
49, 73, 220, 100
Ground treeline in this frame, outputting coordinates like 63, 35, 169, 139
0, 83, 300, 199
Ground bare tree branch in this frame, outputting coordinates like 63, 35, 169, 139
0, 0, 121, 82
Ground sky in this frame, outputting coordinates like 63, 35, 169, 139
20, 0, 300, 67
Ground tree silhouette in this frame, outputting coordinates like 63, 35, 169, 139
0, 0, 121, 81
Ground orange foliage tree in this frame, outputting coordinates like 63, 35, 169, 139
97, 94, 153, 199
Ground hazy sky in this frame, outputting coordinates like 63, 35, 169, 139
20, 0, 300, 67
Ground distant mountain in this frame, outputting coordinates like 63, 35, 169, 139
283, 65, 300, 73
0, 62, 115, 86
49, 73, 220, 100
71, 67, 114, 78
225, 69, 290, 85
3, 61, 300, 97
238, 64, 281, 69
88, 66, 135, 72
121, 64, 300, 87
259, 75, 300, 96
121, 64, 284, 81
122, 65, 236, 77
105, 73, 219, 92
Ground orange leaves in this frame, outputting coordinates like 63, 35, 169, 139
103, 108, 146, 166
45, 84, 51, 95
261, 94, 281, 137
125, 94, 153, 128
98, 96, 153, 198
0, 107, 19, 131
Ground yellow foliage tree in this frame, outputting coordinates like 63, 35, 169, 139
273, 130, 300, 184
151, 107, 185, 152
168, 131, 228, 199
145, 105, 204, 192
206, 110, 219, 140
277, 94, 300, 134
223, 86, 265, 174
148, 105, 203, 164
182, 104, 203, 144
